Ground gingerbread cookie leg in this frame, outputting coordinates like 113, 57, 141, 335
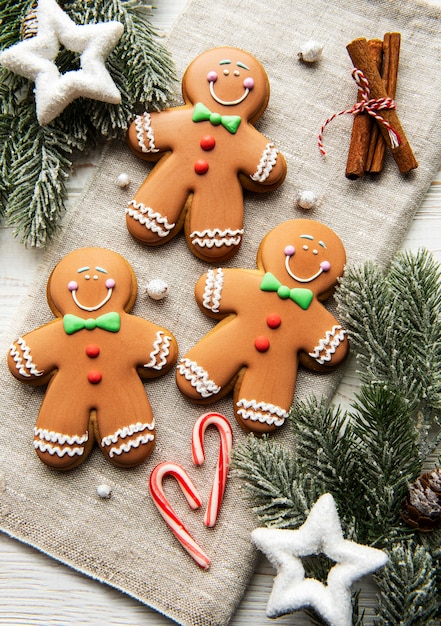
33, 390, 92, 471
126, 158, 189, 246
96, 382, 156, 467
185, 177, 245, 263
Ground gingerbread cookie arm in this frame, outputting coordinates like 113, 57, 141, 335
127, 108, 190, 161
8, 321, 63, 385
127, 315, 178, 379
299, 305, 349, 371
239, 126, 287, 192
194, 267, 261, 318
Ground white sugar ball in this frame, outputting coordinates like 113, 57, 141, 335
298, 40, 324, 63
297, 190, 319, 210
97, 484, 112, 499
146, 279, 169, 300
117, 172, 130, 188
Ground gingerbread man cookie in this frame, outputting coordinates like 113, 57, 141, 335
176, 219, 349, 434
126, 46, 287, 263
7, 248, 178, 470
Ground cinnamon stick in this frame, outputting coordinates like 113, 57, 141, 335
346, 37, 417, 174
365, 32, 401, 173
345, 38, 383, 179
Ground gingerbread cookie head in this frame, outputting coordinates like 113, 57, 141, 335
182, 46, 270, 124
8, 247, 178, 470
258, 219, 346, 301
47, 247, 137, 318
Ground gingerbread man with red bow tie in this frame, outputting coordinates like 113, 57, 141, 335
176, 219, 349, 433
7, 248, 178, 470
126, 46, 287, 263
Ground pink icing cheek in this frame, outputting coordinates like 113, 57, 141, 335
284, 245, 295, 257
207, 71, 218, 83
105, 278, 116, 289
320, 261, 331, 272
243, 77, 254, 90
68, 280, 78, 292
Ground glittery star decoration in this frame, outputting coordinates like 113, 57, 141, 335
251, 493, 388, 626
0, 0, 124, 125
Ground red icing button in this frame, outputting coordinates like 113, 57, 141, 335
85, 344, 100, 358
267, 314, 282, 329
87, 370, 102, 384
200, 135, 216, 151
194, 159, 209, 175
254, 336, 270, 352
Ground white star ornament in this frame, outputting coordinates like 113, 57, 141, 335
251, 493, 388, 626
0, 0, 124, 125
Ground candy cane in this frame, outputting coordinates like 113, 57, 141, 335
149, 461, 210, 569
192, 412, 233, 528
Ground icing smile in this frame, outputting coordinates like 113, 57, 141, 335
67, 266, 116, 312
207, 60, 255, 106
284, 238, 331, 283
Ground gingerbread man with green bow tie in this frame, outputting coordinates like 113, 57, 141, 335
7, 248, 178, 470
126, 46, 287, 263
176, 219, 349, 434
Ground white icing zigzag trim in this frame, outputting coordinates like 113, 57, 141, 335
101, 421, 155, 447
34, 440, 84, 457
190, 228, 243, 249
250, 143, 278, 183
9, 337, 43, 378
34, 427, 88, 446
177, 358, 221, 398
135, 113, 159, 153
308, 325, 347, 365
126, 200, 175, 238
236, 398, 287, 427
108, 433, 155, 458
202, 268, 224, 313
145, 331, 172, 370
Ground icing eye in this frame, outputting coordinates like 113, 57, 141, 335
233, 70, 240, 76
84, 274, 91, 280
243, 77, 254, 89
105, 278, 116, 289
223, 69, 229, 76
303, 245, 308, 251
93, 275, 99, 280
313, 249, 318, 255
207, 71, 218, 83
284, 245, 295, 257
68, 280, 78, 291
320, 261, 331, 272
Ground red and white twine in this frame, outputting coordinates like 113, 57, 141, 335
318, 68, 401, 156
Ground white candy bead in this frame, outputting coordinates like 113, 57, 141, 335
145, 279, 169, 300
117, 172, 130, 188
297, 190, 319, 210
96, 484, 112, 498
298, 40, 324, 63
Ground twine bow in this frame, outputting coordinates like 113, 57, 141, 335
318, 68, 401, 156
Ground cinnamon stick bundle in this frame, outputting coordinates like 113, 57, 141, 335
345, 34, 417, 177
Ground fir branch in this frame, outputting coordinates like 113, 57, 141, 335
373, 540, 439, 625
349, 383, 421, 544
336, 249, 441, 457
6, 100, 72, 246
232, 436, 320, 528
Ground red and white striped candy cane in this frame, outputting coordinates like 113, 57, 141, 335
149, 461, 210, 569
192, 412, 233, 528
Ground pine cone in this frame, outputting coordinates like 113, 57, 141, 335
401, 468, 441, 532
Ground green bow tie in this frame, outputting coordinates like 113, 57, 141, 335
192, 102, 241, 134
63, 312, 121, 335
260, 272, 313, 310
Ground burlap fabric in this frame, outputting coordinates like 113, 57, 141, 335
1, 0, 441, 624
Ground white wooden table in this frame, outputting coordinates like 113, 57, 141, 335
1, 1, 440, 624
